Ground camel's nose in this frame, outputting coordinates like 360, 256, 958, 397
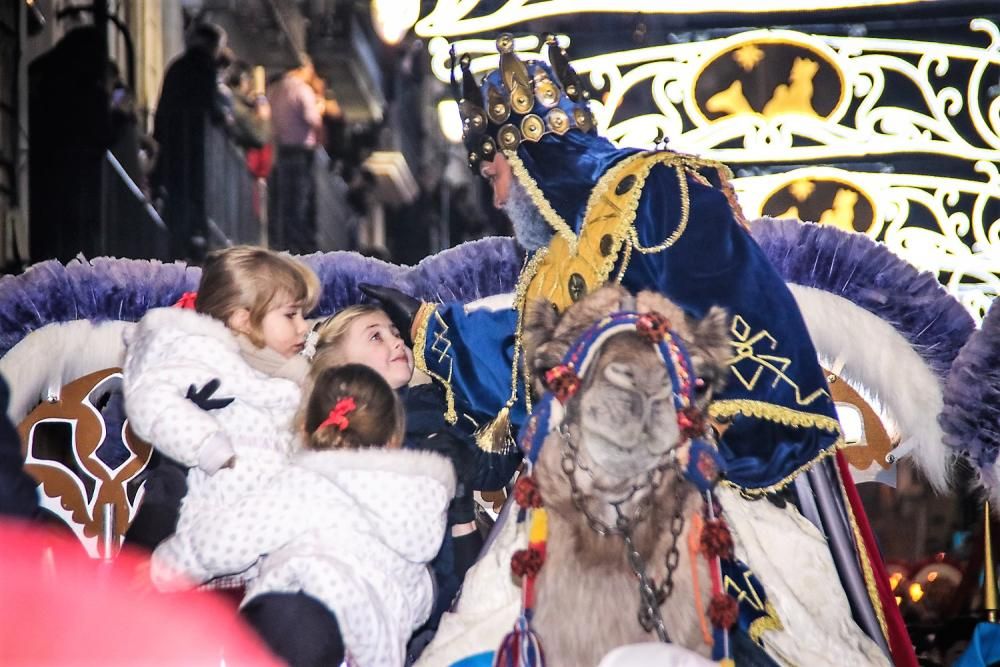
604, 362, 672, 429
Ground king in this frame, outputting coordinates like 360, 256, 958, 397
370, 33, 840, 494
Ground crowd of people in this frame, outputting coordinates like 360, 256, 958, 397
151, 22, 341, 261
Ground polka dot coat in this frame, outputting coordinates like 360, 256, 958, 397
153, 447, 456, 667
123, 308, 303, 531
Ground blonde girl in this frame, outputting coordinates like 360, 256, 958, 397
124, 245, 319, 550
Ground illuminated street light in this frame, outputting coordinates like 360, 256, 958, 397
371, 0, 421, 45
437, 99, 463, 143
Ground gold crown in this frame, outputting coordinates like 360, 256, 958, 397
456, 34, 596, 171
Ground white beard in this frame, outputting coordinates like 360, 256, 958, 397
503, 177, 555, 251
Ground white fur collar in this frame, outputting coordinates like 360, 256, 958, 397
132, 307, 238, 351
295, 448, 457, 496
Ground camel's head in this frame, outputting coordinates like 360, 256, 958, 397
523, 286, 730, 491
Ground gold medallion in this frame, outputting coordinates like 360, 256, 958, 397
547, 108, 570, 135
521, 114, 545, 141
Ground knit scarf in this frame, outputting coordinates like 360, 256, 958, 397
236, 335, 310, 384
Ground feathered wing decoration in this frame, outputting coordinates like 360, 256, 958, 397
399, 237, 524, 304
752, 218, 975, 492
939, 298, 1000, 502
0, 240, 524, 421
0, 256, 200, 358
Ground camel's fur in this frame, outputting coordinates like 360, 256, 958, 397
521, 286, 731, 666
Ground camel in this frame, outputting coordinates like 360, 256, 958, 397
516, 285, 732, 665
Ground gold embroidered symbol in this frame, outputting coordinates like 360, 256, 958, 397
727, 315, 828, 406
723, 569, 766, 613
430, 312, 454, 365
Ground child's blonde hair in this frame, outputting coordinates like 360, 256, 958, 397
304, 363, 405, 450
196, 246, 320, 347
311, 304, 383, 366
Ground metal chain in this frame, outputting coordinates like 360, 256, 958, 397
620, 513, 671, 643
655, 488, 687, 604
558, 424, 672, 536
557, 424, 689, 641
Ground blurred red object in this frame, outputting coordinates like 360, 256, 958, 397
246, 145, 273, 180
174, 291, 198, 309
0, 520, 281, 666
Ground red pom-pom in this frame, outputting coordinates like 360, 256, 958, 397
174, 291, 198, 310
708, 593, 739, 629
700, 518, 734, 559
511, 548, 545, 579
677, 406, 706, 439
636, 312, 672, 343
513, 475, 544, 509
544, 365, 581, 403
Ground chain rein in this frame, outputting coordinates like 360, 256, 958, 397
557, 424, 689, 642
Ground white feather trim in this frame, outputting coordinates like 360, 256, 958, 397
788, 284, 951, 492
0, 319, 135, 423
464, 292, 515, 313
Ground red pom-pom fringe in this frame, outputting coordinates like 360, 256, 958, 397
677, 406, 706, 439
511, 547, 545, 579
700, 518, 734, 559
544, 365, 581, 403
708, 593, 739, 629
636, 311, 672, 343
514, 475, 544, 509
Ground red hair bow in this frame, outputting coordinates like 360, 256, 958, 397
318, 397, 357, 432
174, 291, 198, 310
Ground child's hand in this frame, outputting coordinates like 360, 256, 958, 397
186, 379, 235, 411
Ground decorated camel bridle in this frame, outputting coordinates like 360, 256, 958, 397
496, 310, 739, 667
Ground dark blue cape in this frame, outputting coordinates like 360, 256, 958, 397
415, 129, 841, 493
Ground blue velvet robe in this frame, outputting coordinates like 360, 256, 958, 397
415, 133, 840, 493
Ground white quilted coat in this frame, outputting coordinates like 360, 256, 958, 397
153, 447, 456, 667
122, 307, 302, 522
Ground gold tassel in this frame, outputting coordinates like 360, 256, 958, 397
475, 405, 515, 454
986, 500, 997, 623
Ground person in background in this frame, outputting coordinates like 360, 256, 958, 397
151, 22, 230, 261
0, 376, 38, 520
267, 58, 325, 255
224, 59, 272, 153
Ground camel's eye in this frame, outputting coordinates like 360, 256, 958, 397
605, 362, 636, 389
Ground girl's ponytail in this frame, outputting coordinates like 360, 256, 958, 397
305, 364, 405, 450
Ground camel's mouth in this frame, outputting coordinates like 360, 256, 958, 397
582, 430, 677, 482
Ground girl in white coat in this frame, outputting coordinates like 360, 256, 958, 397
152, 363, 455, 667
123, 245, 319, 551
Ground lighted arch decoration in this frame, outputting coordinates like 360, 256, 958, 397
425, 18, 1000, 317
416, 0, 940, 38
737, 165, 1000, 319
429, 23, 1000, 164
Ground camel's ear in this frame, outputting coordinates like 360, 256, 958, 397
686, 306, 731, 401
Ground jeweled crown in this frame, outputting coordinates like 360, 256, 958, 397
455, 34, 596, 171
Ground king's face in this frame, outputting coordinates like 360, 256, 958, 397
479, 153, 514, 210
